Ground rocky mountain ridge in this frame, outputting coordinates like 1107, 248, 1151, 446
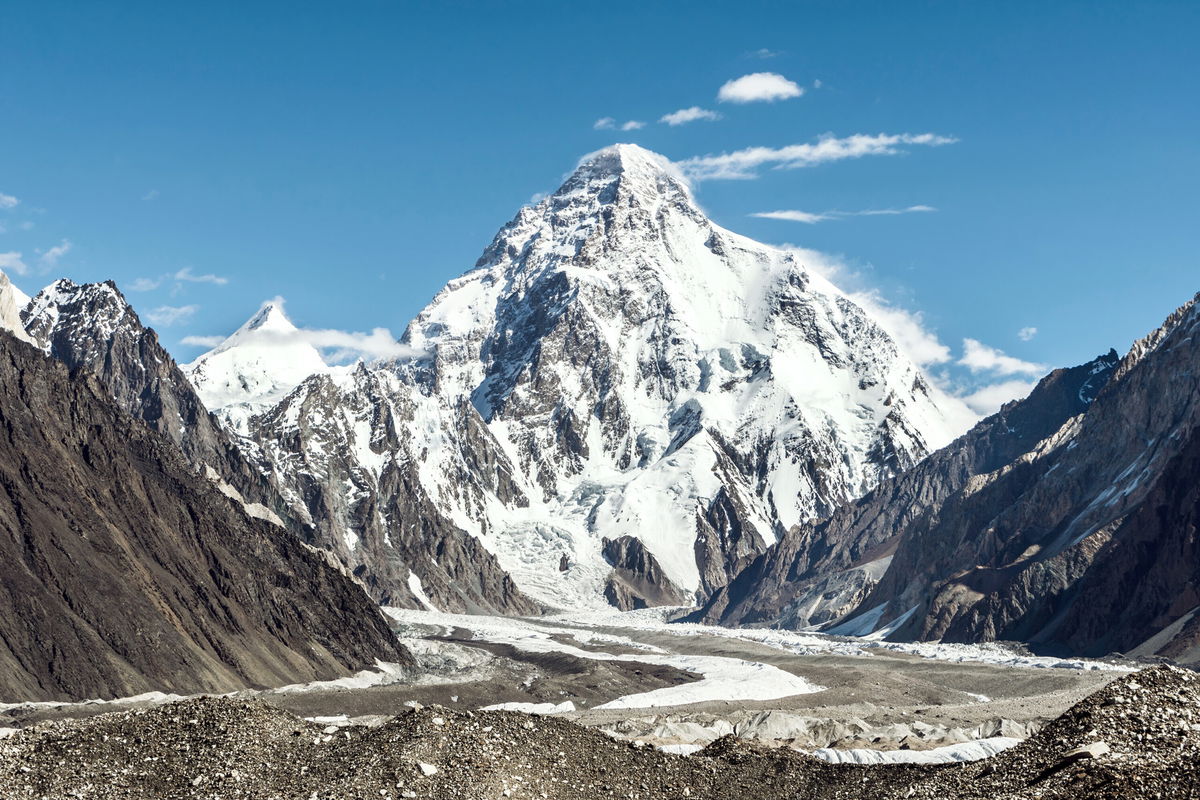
0, 327, 408, 702
704, 291, 1200, 663
184, 143, 975, 611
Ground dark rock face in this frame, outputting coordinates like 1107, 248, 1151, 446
871, 294, 1200, 659
707, 292, 1200, 663
21, 280, 297, 529
21, 281, 538, 617
601, 536, 691, 610
0, 331, 408, 702
246, 369, 541, 616
696, 349, 1120, 629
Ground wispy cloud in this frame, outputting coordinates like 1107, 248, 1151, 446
130, 266, 229, 293
174, 266, 228, 285
180, 334, 223, 348
679, 133, 958, 180
184, 296, 424, 362
595, 117, 645, 132
0, 193, 18, 210
0, 252, 28, 275
1017, 326, 1038, 341
146, 304, 199, 327
958, 379, 1038, 415
787, 247, 953, 369
959, 338, 1047, 376
747, 48, 781, 59
717, 72, 804, 103
129, 277, 163, 292
660, 106, 722, 126
39, 239, 72, 267
142, 189, 159, 201
752, 205, 936, 224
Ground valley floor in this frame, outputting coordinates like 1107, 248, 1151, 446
1, 610, 1137, 772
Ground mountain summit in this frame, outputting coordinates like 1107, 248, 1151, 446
186, 301, 327, 433
171, 146, 974, 611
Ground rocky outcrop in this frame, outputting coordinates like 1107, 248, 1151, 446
705, 291, 1200, 663
0, 331, 408, 703
21, 280, 297, 528
695, 349, 1120, 628
21, 281, 537, 616
864, 293, 1200, 659
601, 536, 692, 610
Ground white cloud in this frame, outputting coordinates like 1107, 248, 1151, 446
184, 296, 424, 362
174, 266, 228, 285
595, 117, 644, 132
959, 338, 1047, 376
748, 48, 781, 59
754, 210, 831, 224
813, 79, 823, 89
39, 239, 72, 267
958, 379, 1038, 416
295, 326, 424, 362
180, 334, 224, 348
660, 106, 722, 126
146, 304, 199, 327
679, 133, 958, 180
785, 247, 952, 368
717, 72, 804, 103
129, 277, 163, 292
753, 205, 936, 224
0, 252, 28, 275
852, 289, 953, 368
1017, 326, 1038, 341
0, 193, 17, 210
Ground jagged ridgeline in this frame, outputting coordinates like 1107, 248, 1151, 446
703, 292, 1200, 663
172, 144, 971, 613
0, 276, 407, 702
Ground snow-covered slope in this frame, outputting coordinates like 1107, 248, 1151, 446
184, 302, 329, 433
0, 271, 33, 345
197, 144, 975, 611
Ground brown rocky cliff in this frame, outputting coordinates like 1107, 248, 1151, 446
0, 330, 408, 702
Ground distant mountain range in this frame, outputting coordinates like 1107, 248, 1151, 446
1, 144, 1196, 676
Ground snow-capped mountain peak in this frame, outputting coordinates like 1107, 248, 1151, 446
184, 300, 328, 433
182, 145, 977, 612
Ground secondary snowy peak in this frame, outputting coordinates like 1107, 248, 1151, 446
185, 301, 328, 432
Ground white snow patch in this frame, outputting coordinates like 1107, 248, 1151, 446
481, 701, 576, 715
810, 736, 1022, 764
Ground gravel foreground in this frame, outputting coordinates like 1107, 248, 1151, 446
1, 666, 1197, 800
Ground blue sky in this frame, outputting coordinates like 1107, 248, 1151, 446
1, 1, 1196, 411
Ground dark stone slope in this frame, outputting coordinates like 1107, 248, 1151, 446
21, 279, 298, 530
23, 280, 538, 616
701, 292, 1200, 664
869, 293, 1200, 659
694, 349, 1119, 629
0, 331, 408, 703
